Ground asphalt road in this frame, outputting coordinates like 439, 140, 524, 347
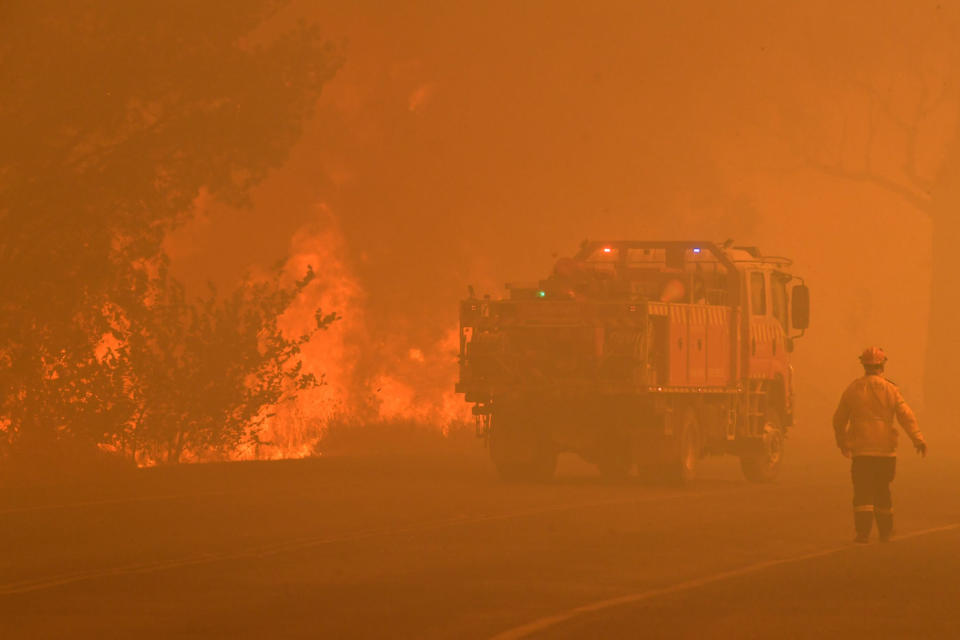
1, 437, 958, 639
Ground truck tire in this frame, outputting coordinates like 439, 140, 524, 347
489, 415, 557, 482
740, 412, 783, 483
666, 405, 699, 486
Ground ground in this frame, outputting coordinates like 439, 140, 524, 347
1, 435, 957, 639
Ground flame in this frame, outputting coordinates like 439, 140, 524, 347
243, 205, 365, 459
240, 205, 470, 459
93, 332, 123, 362
372, 329, 471, 434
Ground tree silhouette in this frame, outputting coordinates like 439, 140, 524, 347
787, 21, 960, 420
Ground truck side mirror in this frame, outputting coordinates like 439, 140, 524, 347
792, 284, 810, 331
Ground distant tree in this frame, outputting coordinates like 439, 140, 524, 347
777, 12, 960, 419
0, 2, 341, 461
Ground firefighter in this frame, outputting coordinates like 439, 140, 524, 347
832, 347, 927, 543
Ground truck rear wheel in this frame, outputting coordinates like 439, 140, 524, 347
740, 412, 783, 483
489, 415, 556, 482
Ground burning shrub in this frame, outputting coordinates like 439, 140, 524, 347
111, 260, 337, 465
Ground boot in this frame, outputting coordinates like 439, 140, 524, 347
876, 510, 894, 542
853, 509, 873, 543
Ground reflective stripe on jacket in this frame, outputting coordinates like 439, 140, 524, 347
832, 374, 924, 457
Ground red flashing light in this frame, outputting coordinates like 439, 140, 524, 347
602, 247, 612, 253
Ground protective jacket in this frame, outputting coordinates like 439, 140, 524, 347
832, 374, 924, 456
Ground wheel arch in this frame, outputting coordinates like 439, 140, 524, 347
768, 375, 791, 428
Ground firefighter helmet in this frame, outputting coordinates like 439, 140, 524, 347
859, 346, 887, 366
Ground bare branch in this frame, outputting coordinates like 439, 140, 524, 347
864, 99, 877, 174
846, 73, 935, 193
806, 156, 933, 213
903, 133, 933, 192
847, 74, 914, 133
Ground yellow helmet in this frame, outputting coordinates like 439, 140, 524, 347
859, 347, 887, 366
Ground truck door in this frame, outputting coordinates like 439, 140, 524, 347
688, 307, 707, 385
668, 305, 688, 386
770, 272, 790, 373
748, 271, 773, 377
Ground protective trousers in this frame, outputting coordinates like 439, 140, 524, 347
851, 456, 896, 540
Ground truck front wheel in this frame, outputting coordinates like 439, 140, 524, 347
740, 412, 783, 483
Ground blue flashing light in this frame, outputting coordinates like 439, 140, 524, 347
693, 247, 701, 254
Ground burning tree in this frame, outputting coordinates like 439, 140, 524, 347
0, 2, 341, 467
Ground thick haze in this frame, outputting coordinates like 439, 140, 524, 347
7, 5, 960, 633
166, 1, 957, 441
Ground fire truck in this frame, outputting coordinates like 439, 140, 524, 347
455, 241, 810, 484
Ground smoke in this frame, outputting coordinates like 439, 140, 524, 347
166, 1, 959, 458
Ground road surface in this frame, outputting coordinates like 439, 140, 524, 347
1, 437, 958, 638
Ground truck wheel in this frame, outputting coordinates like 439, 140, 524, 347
666, 406, 699, 486
740, 413, 784, 483
489, 417, 557, 483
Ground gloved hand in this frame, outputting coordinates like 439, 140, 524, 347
915, 441, 927, 457
840, 447, 851, 458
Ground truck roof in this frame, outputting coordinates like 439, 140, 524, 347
575, 240, 793, 269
